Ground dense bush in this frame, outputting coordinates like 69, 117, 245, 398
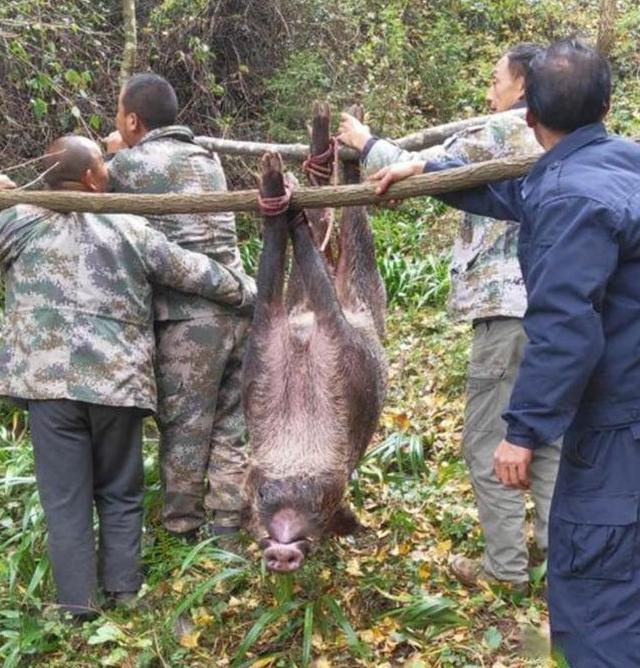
1, 0, 638, 178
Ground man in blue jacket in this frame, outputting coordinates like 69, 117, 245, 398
371, 39, 640, 666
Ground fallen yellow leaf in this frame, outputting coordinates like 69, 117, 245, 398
193, 608, 214, 627
179, 630, 201, 649
346, 559, 363, 577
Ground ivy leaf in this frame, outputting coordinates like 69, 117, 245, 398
31, 98, 48, 119
484, 626, 502, 650
87, 622, 126, 646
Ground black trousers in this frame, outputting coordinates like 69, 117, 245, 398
29, 399, 144, 615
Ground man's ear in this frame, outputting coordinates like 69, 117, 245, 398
81, 168, 99, 192
525, 109, 538, 129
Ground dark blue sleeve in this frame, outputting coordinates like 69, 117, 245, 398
425, 158, 525, 222
503, 196, 620, 448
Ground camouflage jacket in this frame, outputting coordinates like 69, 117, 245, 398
363, 111, 540, 322
0, 205, 254, 412
108, 125, 245, 320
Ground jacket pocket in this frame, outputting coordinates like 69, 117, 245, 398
551, 495, 639, 581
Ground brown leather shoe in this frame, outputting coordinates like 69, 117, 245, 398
449, 554, 529, 595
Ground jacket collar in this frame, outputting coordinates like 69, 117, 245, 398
138, 125, 195, 146
522, 122, 608, 195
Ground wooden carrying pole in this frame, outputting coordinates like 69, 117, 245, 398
0, 153, 539, 215
195, 109, 525, 160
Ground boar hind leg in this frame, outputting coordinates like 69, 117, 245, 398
335, 105, 386, 336
328, 505, 362, 536
243, 153, 290, 409
286, 102, 334, 312
289, 212, 347, 331
254, 152, 290, 321
335, 206, 386, 336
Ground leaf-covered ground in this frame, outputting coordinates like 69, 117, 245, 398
0, 300, 553, 667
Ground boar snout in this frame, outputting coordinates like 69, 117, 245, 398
262, 539, 309, 572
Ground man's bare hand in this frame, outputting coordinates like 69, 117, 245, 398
103, 130, 128, 154
494, 440, 533, 489
337, 112, 372, 152
368, 161, 425, 196
0, 174, 16, 190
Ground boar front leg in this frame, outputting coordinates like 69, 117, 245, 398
328, 505, 362, 536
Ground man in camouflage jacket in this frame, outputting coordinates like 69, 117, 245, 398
338, 44, 560, 591
0, 136, 254, 618
107, 73, 252, 539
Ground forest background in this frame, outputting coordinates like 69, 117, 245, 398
0, 1, 639, 666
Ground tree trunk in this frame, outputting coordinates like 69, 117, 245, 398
596, 0, 617, 57
119, 0, 137, 86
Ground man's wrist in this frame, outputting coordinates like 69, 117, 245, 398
505, 428, 539, 450
361, 136, 379, 159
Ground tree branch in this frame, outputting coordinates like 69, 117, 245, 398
119, 0, 137, 86
0, 153, 540, 214
195, 109, 526, 160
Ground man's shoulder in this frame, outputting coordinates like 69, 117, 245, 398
483, 113, 537, 153
81, 211, 150, 235
445, 111, 538, 161
0, 203, 58, 231
557, 136, 640, 211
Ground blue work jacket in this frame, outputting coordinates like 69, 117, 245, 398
426, 122, 640, 449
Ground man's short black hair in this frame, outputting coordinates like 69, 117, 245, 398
525, 39, 611, 133
121, 73, 178, 130
505, 43, 544, 80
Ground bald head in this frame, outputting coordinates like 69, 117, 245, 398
44, 136, 108, 192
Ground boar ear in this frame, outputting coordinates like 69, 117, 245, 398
327, 505, 361, 536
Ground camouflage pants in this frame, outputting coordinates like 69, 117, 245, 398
155, 313, 250, 534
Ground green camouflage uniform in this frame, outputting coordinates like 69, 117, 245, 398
363, 111, 560, 585
108, 126, 252, 532
0, 204, 252, 410
364, 110, 540, 322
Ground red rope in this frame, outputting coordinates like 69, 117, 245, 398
302, 137, 337, 184
257, 177, 294, 217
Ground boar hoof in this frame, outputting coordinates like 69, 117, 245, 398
259, 151, 284, 177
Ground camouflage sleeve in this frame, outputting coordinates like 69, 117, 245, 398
106, 150, 135, 192
363, 113, 539, 177
142, 225, 256, 310
363, 140, 446, 178
437, 115, 540, 163
0, 206, 43, 267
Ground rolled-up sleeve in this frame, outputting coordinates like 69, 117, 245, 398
504, 196, 620, 447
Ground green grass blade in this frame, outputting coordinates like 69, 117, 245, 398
168, 566, 247, 625
301, 602, 314, 667
322, 596, 370, 660
232, 600, 301, 667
